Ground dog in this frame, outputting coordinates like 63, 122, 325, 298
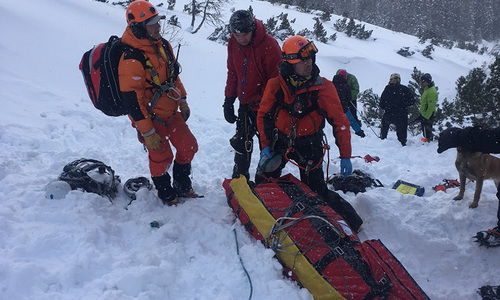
454, 148, 500, 208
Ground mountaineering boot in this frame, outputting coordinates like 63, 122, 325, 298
232, 152, 250, 179
172, 162, 199, 198
324, 190, 363, 232
152, 173, 178, 206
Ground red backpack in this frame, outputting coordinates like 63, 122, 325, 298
79, 36, 131, 116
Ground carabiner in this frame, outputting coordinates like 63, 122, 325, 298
166, 84, 182, 101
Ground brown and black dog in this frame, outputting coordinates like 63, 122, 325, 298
454, 149, 500, 208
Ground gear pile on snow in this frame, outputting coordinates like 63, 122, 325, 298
478, 285, 500, 300
432, 178, 460, 192
474, 228, 500, 248
328, 169, 383, 194
58, 158, 121, 200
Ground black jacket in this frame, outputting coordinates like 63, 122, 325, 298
380, 83, 414, 117
332, 75, 352, 113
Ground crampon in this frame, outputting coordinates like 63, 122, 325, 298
473, 228, 500, 247
432, 179, 460, 193
178, 189, 204, 199
478, 285, 500, 300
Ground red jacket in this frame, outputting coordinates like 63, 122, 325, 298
257, 73, 352, 159
225, 19, 281, 109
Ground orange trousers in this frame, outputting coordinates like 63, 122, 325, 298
141, 112, 198, 177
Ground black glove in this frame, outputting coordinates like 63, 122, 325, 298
223, 97, 237, 124
355, 130, 366, 138
437, 127, 463, 153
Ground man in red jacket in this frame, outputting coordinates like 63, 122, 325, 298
256, 36, 362, 230
223, 10, 282, 180
256, 36, 353, 195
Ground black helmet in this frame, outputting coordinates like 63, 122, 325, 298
420, 73, 432, 84
229, 10, 256, 33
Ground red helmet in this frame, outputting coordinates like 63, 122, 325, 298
126, 0, 159, 26
281, 35, 318, 64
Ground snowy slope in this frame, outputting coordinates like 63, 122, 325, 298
0, 0, 498, 299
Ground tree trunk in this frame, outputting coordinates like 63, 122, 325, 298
190, 0, 196, 28
191, 0, 209, 34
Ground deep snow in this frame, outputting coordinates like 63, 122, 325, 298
0, 0, 499, 299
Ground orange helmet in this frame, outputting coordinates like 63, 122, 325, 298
282, 35, 318, 64
126, 0, 160, 25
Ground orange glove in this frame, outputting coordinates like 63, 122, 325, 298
143, 131, 163, 150
180, 101, 190, 121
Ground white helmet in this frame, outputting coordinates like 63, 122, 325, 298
45, 180, 72, 199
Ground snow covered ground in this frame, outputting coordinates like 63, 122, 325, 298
0, 0, 499, 299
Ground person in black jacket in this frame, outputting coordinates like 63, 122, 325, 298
332, 71, 365, 137
438, 127, 500, 244
379, 73, 415, 146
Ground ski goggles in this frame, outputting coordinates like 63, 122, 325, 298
282, 41, 318, 62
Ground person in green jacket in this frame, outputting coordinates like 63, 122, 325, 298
337, 69, 361, 126
418, 73, 437, 142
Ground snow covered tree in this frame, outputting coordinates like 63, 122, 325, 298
358, 89, 382, 127
320, 9, 332, 22
333, 17, 348, 32
183, 0, 224, 34
345, 18, 356, 37
397, 47, 414, 57
422, 44, 434, 59
313, 17, 328, 43
167, 0, 176, 10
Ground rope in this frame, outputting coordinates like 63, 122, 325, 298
284, 143, 328, 174
233, 229, 253, 300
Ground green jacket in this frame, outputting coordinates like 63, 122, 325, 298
346, 73, 359, 102
419, 85, 437, 119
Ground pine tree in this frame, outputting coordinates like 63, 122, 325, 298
355, 24, 373, 40
333, 17, 348, 32
346, 18, 356, 37
313, 17, 328, 43
484, 55, 500, 127
265, 16, 278, 34
422, 44, 434, 59
320, 9, 332, 22
167, 0, 176, 10
397, 47, 415, 57
275, 13, 295, 40
358, 89, 382, 127
454, 68, 489, 126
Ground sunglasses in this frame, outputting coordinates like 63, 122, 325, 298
282, 41, 318, 61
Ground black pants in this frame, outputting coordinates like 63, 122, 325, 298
348, 100, 362, 127
256, 132, 328, 196
230, 107, 259, 179
255, 131, 363, 231
380, 114, 408, 146
420, 116, 434, 141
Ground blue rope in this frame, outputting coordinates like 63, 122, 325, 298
233, 228, 253, 300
